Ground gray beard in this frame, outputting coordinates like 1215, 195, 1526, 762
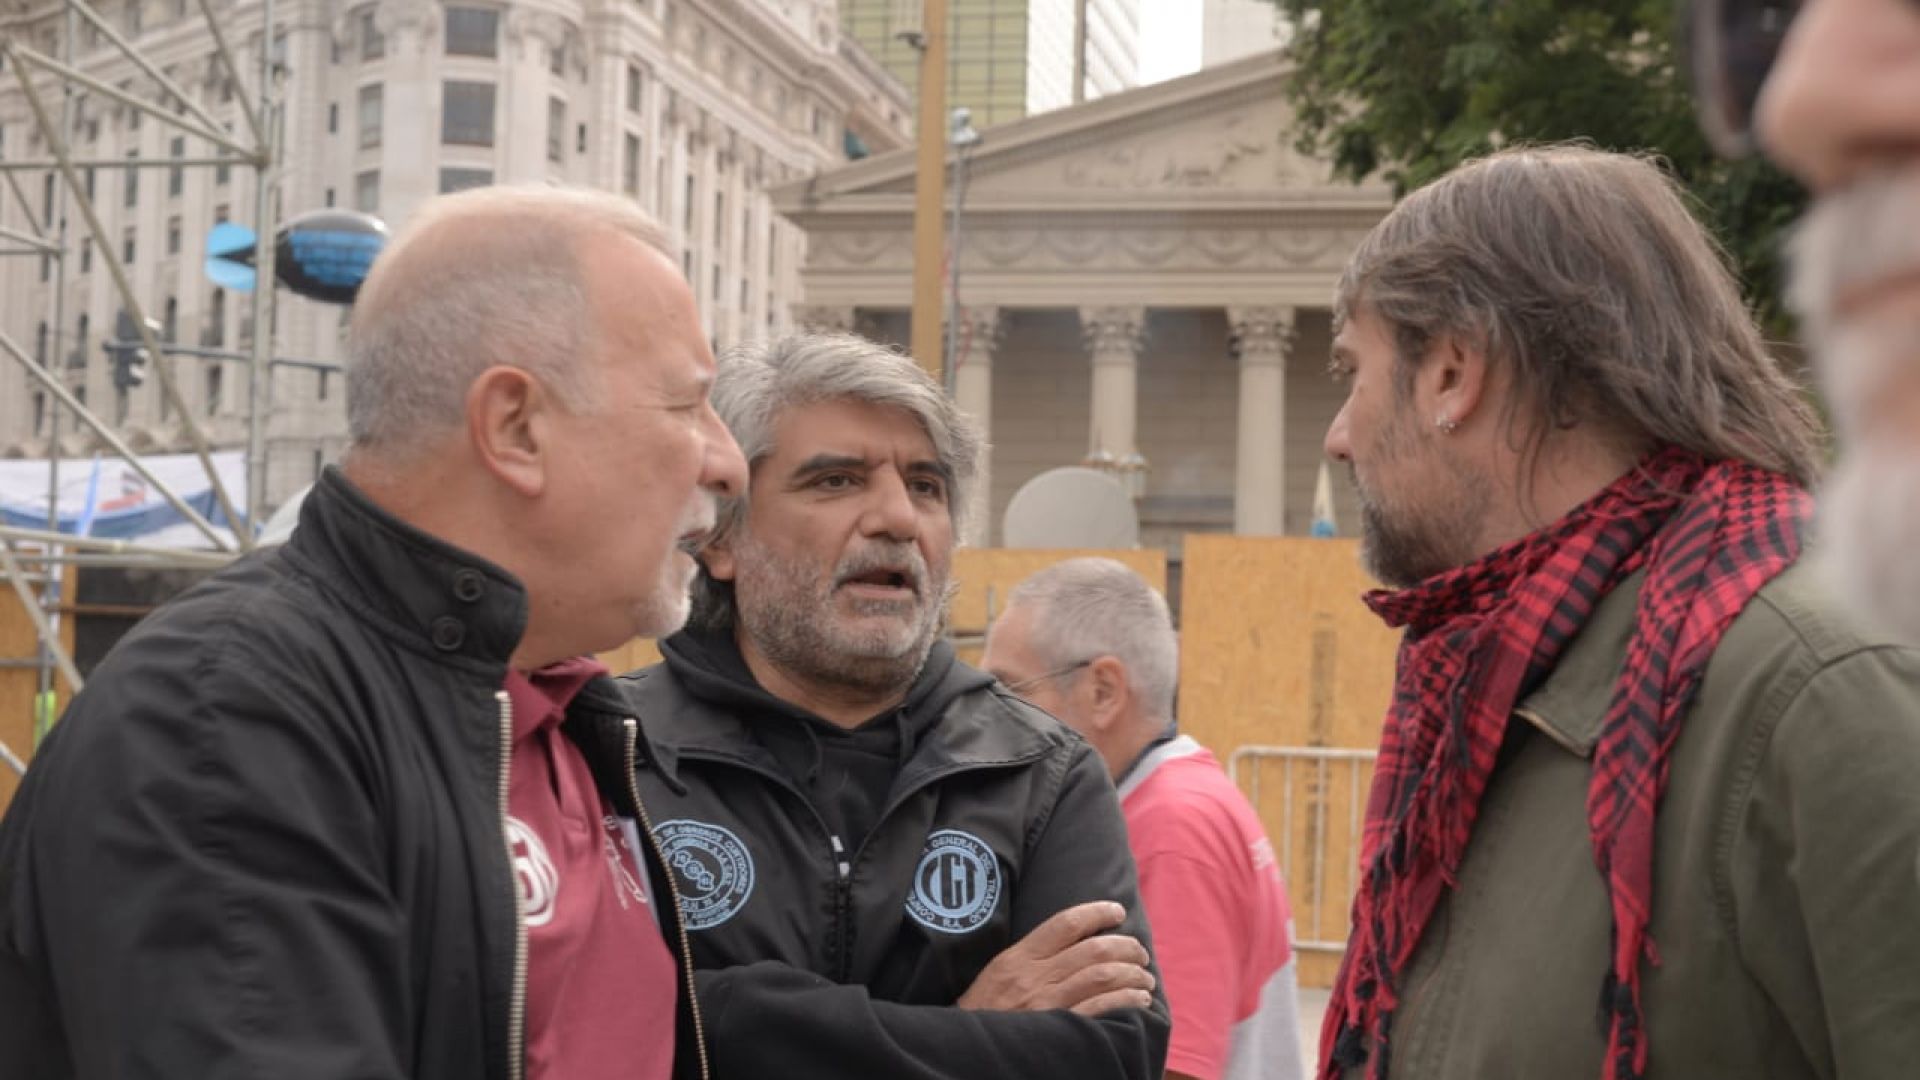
730, 535, 950, 699
1816, 443, 1920, 646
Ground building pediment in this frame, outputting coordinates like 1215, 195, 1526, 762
772, 49, 1392, 213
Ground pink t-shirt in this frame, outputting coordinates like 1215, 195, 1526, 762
1119, 736, 1303, 1080
505, 658, 678, 1080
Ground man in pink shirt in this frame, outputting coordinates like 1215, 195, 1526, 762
985, 558, 1305, 1080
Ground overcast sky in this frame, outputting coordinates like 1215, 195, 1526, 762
1137, 0, 1204, 84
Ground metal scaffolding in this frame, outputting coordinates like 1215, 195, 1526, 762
0, 0, 284, 774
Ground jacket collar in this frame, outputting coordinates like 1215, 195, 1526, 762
284, 466, 528, 672
620, 653, 1057, 790
1513, 569, 1645, 758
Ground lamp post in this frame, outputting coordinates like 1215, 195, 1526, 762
942, 106, 981, 396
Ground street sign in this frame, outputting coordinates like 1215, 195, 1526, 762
203, 221, 258, 293
274, 209, 388, 305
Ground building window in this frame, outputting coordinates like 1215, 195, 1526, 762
216, 124, 231, 184
85, 166, 96, 202
35, 321, 48, 364
626, 63, 643, 111
622, 133, 641, 197
207, 289, 225, 347
32, 392, 46, 436
359, 8, 384, 61
122, 226, 135, 265
324, 186, 335, 207
166, 214, 181, 255
163, 296, 178, 341
358, 84, 383, 149
75, 313, 90, 368
214, 203, 229, 223
546, 97, 566, 162
549, 42, 565, 76
442, 81, 496, 146
444, 7, 499, 57
79, 237, 91, 274
328, 102, 338, 134
713, 190, 724, 247
205, 363, 223, 415
576, 122, 587, 154
168, 136, 184, 196
438, 167, 492, 193
124, 151, 139, 206
355, 169, 379, 213
683, 173, 695, 233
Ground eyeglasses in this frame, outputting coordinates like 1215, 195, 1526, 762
1687, 0, 1803, 158
1002, 659, 1093, 696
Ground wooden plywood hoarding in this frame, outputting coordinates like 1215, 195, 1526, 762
1, 567, 75, 813
1176, 535, 1401, 986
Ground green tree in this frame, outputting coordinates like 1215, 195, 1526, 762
1273, 0, 1804, 330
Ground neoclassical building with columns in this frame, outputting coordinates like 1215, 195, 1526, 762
772, 49, 1395, 550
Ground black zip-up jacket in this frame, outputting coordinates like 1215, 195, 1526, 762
0, 468, 706, 1080
620, 631, 1172, 1080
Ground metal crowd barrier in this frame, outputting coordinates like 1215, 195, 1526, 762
1227, 745, 1377, 955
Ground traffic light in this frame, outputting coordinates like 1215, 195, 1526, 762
103, 338, 149, 391
107, 310, 158, 391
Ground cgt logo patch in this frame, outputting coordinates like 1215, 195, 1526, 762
906, 829, 1003, 934
652, 819, 755, 930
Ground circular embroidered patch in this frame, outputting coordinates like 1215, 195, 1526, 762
906, 829, 1003, 934
652, 819, 755, 930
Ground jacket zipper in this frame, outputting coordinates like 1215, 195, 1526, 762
627, 718, 713, 1080
830, 834, 853, 981
495, 691, 528, 1080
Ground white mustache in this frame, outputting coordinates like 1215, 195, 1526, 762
674, 498, 719, 554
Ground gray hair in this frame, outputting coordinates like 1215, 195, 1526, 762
346, 185, 672, 456
1006, 558, 1178, 724
1334, 143, 1822, 488
689, 331, 986, 630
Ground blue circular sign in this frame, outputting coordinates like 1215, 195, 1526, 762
906, 829, 1002, 934
652, 819, 755, 930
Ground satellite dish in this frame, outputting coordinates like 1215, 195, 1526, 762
257, 483, 311, 546
1002, 467, 1139, 549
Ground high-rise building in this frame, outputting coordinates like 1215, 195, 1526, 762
841, 0, 1139, 127
1202, 0, 1285, 68
0, 0, 909, 510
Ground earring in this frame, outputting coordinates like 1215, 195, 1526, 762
1436, 415, 1459, 434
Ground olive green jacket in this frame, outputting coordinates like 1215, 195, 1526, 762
1342, 560, 1920, 1080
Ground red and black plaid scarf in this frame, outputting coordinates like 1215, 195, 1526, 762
1319, 446, 1810, 1080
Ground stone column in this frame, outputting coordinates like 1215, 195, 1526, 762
1229, 305, 1295, 535
949, 306, 1003, 545
1079, 305, 1146, 461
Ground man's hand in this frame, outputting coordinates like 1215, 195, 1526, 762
957, 900, 1156, 1016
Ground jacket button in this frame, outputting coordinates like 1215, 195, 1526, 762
430, 616, 466, 652
452, 568, 485, 603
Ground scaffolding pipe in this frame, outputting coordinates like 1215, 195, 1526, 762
245, 0, 278, 530
0, 524, 235, 563
0, 541, 84, 695
63, 0, 252, 152
7, 46, 255, 157
0, 328, 231, 548
6, 42, 252, 552
193, 0, 266, 148
0, 155, 259, 171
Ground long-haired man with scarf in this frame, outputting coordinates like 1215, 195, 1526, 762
1317, 144, 1920, 1080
